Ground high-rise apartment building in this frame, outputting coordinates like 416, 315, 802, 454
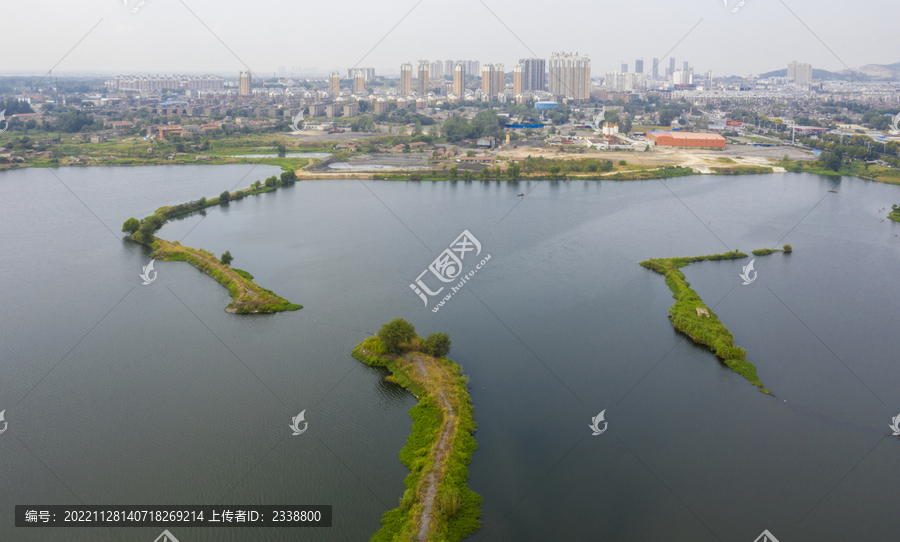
329, 71, 341, 97
353, 69, 366, 94
519, 58, 546, 91
445, 60, 454, 78
605, 71, 642, 92
400, 63, 412, 96
549, 53, 591, 102
673, 70, 693, 85
238, 70, 251, 96
621, 62, 628, 73
652, 58, 659, 79
105, 74, 224, 92
481, 63, 504, 99
430, 61, 443, 79
683, 61, 689, 73
417, 60, 430, 95
787, 61, 813, 84
669, 58, 676, 79
635, 59, 644, 74
452, 63, 466, 96
513, 64, 524, 96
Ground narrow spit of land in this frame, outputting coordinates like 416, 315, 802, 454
640, 248, 787, 394
353, 329, 481, 542
152, 239, 300, 313
126, 170, 302, 314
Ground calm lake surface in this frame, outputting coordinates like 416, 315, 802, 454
1, 165, 899, 541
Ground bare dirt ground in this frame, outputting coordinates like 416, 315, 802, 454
498, 143, 815, 173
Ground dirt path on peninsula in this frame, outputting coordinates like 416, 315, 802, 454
402, 352, 458, 542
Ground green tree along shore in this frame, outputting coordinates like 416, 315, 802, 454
640, 249, 787, 394
123, 168, 302, 314
353, 319, 481, 542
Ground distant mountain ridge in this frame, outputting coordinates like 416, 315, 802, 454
756, 62, 900, 81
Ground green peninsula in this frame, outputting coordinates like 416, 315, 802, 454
353, 319, 481, 542
640, 249, 786, 394
124, 170, 302, 314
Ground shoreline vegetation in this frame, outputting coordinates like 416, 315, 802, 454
123, 167, 302, 314
640, 247, 790, 394
889, 205, 900, 222
352, 319, 481, 542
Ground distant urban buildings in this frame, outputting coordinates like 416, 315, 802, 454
787, 61, 813, 84
635, 58, 644, 74
400, 63, 412, 96
652, 58, 659, 79
347, 67, 375, 81
417, 60, 430, 95
605, 71, 642, 92
481, 63, 504, 100
673, 70, 693, 85
519, 58, 546, 92
452, 63, 466, 95
428, 61, 442, 79
513, 64, 524, 96
353, 69, 367, 93
329, 71, 341, 97
549, 52, 590, 102
105, 74, 224, 92
238, 70, 251, 96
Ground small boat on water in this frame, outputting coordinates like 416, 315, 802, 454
517, 193, 525, 197
828, 189, 838, 193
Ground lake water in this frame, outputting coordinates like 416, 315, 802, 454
1, 166, 899, 541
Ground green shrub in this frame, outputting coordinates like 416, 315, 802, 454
783, 244, 793, 253
424, 332, 452, 358
122, 217, 140, 234
219, 190, 231, 203
377, 318, 417, 354
280, 170, 297, 184
220, 250, 233, 266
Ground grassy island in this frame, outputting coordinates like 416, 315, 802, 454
353, 319, 481, 542
124, 169, 302, 314
640, 249, 787, 394
889, 205, 900, 223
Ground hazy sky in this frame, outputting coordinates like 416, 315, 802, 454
1, 0, 895, 80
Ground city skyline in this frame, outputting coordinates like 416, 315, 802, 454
0, 0, 894, 78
